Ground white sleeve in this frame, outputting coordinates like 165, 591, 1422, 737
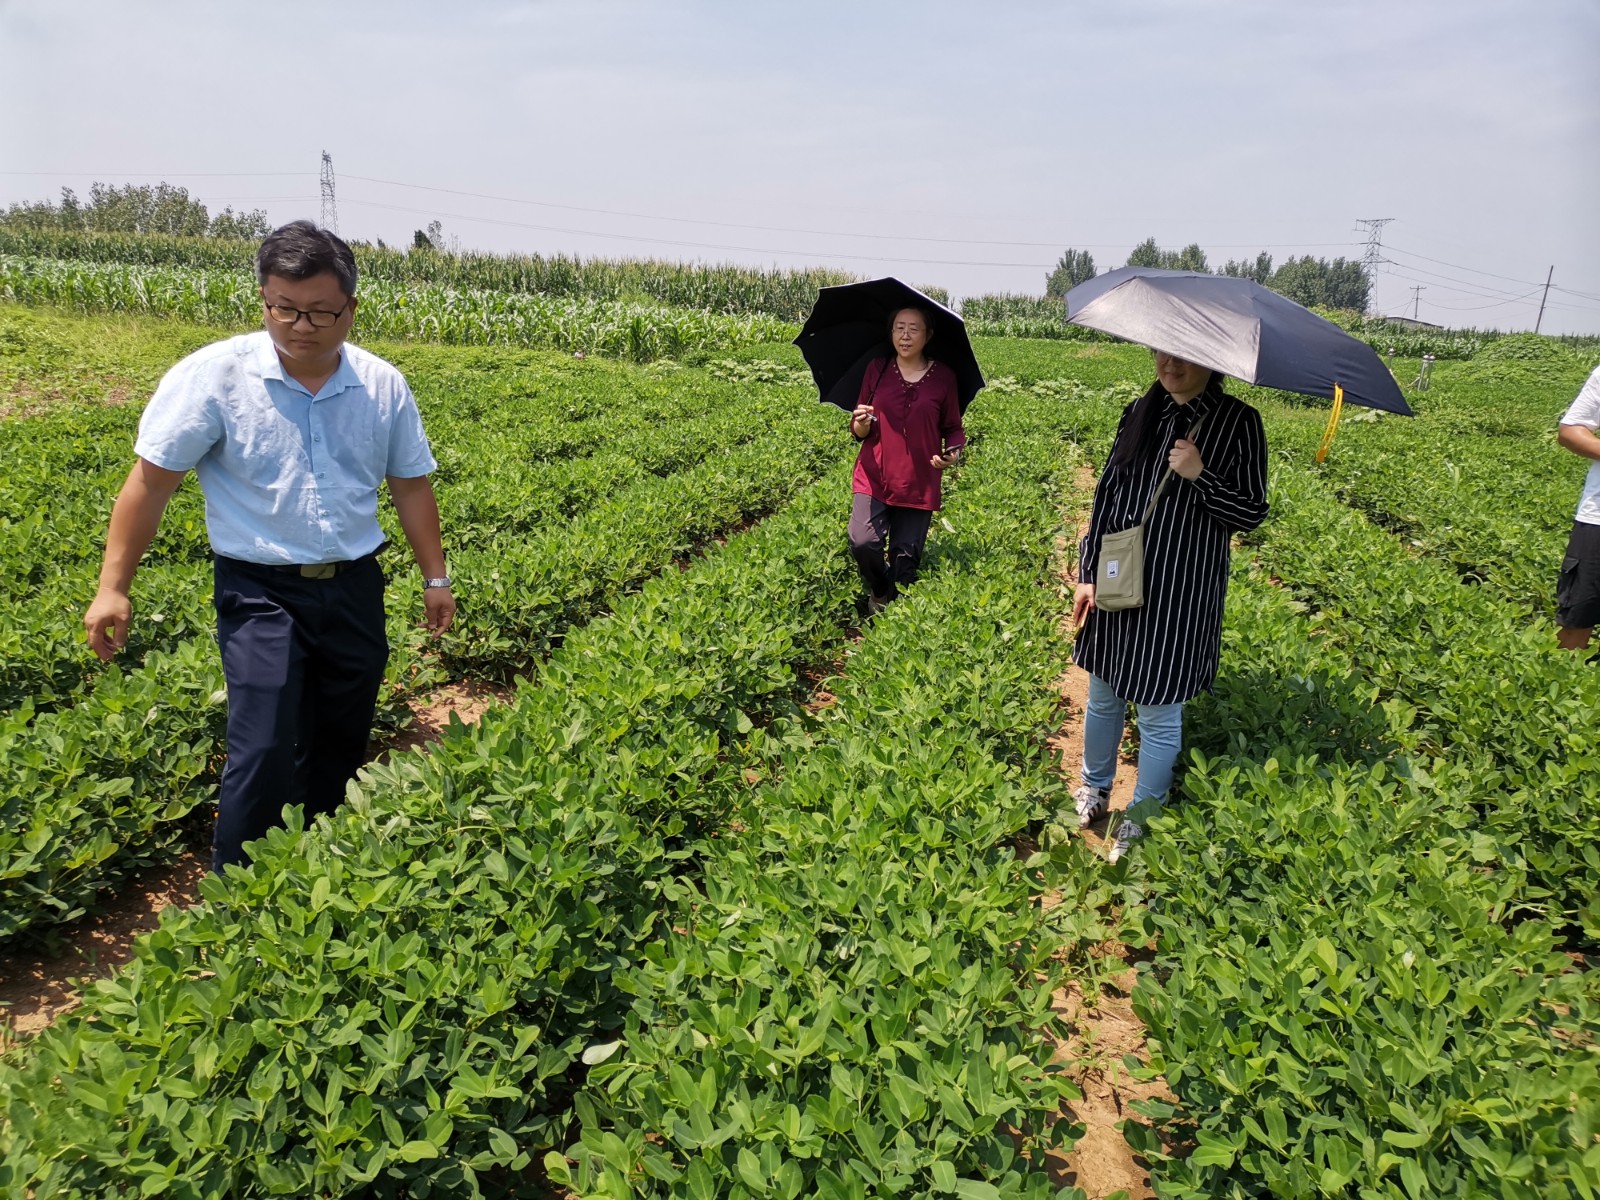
133, 357, 223, 471
1560, 367, 1600, 429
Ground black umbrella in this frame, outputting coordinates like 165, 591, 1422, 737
794, 278, 985, 412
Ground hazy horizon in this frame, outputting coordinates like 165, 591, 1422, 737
3, 0, 1597, 333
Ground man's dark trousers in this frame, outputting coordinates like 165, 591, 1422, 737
212, 555, 388, 872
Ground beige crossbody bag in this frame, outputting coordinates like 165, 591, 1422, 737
1094, 413, 1207, 612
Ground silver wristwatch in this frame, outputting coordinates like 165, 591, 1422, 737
423, 575, 452, 590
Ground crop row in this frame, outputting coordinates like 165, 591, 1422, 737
1, 370, 827, 713
0, 460, 859, 1195
549, 404, 1100, 1199
0, 257, 795, 362
0, 230, 854, 323
1040, 378, 1597, 1197
0, 389, 1104, 1197
0, 394, 844, 946
1130, 467, 1599, 1198
1243, 345, 1597, 617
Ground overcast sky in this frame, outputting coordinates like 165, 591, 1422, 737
3, 0, 1597, 333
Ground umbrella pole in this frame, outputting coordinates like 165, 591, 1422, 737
1315, 383, 1345, 463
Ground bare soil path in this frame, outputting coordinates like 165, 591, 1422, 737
1039, 464, 1174, 1200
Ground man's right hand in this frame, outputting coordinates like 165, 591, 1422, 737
85, 588, 132, 661
84, 458, 187, 661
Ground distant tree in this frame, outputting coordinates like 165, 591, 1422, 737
0, 193, 72, 231
1267, 255, 1370, 311
1, 181, 267, 238
1045, 248, 1096, 297
412, 228, 433, 251
1322, 256, 1370, 311
1174, 242, 1208, 272
1268, 256, 1329, 308
1127, 237, 1163, 269
82, 182, 210, 236
207, 205, 271, 240
1221, 252, 1274, 284
1126, 237, 1209, 272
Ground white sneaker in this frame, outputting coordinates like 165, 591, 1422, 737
1072, 784, 1110, 828
1107, 820, 1142, 864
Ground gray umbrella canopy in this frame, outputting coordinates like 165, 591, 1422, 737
1066, 267, 1412, 416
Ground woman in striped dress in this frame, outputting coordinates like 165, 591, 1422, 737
1063, 350, 1269, 862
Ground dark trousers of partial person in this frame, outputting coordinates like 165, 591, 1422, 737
211, 555, 389, 872
849, 492, 933, 601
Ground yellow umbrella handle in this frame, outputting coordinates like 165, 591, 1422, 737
1316, 383, 1345, 463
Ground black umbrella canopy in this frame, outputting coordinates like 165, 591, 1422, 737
794, 278, 986, 412
1066, 267, 1413, 416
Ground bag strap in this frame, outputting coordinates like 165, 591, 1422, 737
1139, 410, 1209, 525
865, 356, 888, 402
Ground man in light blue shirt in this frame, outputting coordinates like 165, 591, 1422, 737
84, 221, 455, 871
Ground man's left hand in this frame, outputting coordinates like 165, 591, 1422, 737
931, 451, 960, 471
423, 587, 455, 636
1169, 438, 1204, 481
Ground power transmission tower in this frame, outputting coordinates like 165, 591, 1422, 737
1534, 265, 1554, 333
1410, 284, 1425, 321
1355, 217, 1394, 313
319, 151, 338, 234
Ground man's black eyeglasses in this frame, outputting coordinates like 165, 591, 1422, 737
264, 302, 350, 329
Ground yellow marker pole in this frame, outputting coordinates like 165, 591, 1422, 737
1315, 382, 1345, 463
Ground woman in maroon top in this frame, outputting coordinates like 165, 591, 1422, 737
848, 306, 966, 612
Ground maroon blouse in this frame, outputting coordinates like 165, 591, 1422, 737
851, 358, 966, 511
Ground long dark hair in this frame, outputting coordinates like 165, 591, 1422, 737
1109, 370, 1224, 471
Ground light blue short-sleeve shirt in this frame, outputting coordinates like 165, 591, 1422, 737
134, 331, 437, 565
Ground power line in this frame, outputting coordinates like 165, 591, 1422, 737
339, 196, 1057, 268
0, 170, 312, 178
1379, 265, 1530, 303
1426, 289, 1543, 312
343, 173, 1362, 253
1380, 259, 1600, 308
1382, 243, 1549, 288
1554, 284, 1600, 303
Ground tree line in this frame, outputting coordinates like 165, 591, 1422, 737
1046, 237, 1371, 311
1, 183, 271, 240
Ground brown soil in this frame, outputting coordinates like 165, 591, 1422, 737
0, 850, 209, 1050
1045, 974, 1176, 1199
0, 679, 508, 1048
1039, 459, 1171, 1199
382, 678, 510, 755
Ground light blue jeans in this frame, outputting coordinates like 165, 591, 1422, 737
1082, 673, 1184, 824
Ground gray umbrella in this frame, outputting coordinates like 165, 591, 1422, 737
1065, 267, 1413, 416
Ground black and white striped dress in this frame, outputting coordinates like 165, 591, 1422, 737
1075, 387, 1269, 706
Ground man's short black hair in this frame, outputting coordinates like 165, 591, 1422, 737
256, 220, 358, 298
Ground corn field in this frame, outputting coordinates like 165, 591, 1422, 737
0, 230, 851, 323
0, 256, 795, 360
